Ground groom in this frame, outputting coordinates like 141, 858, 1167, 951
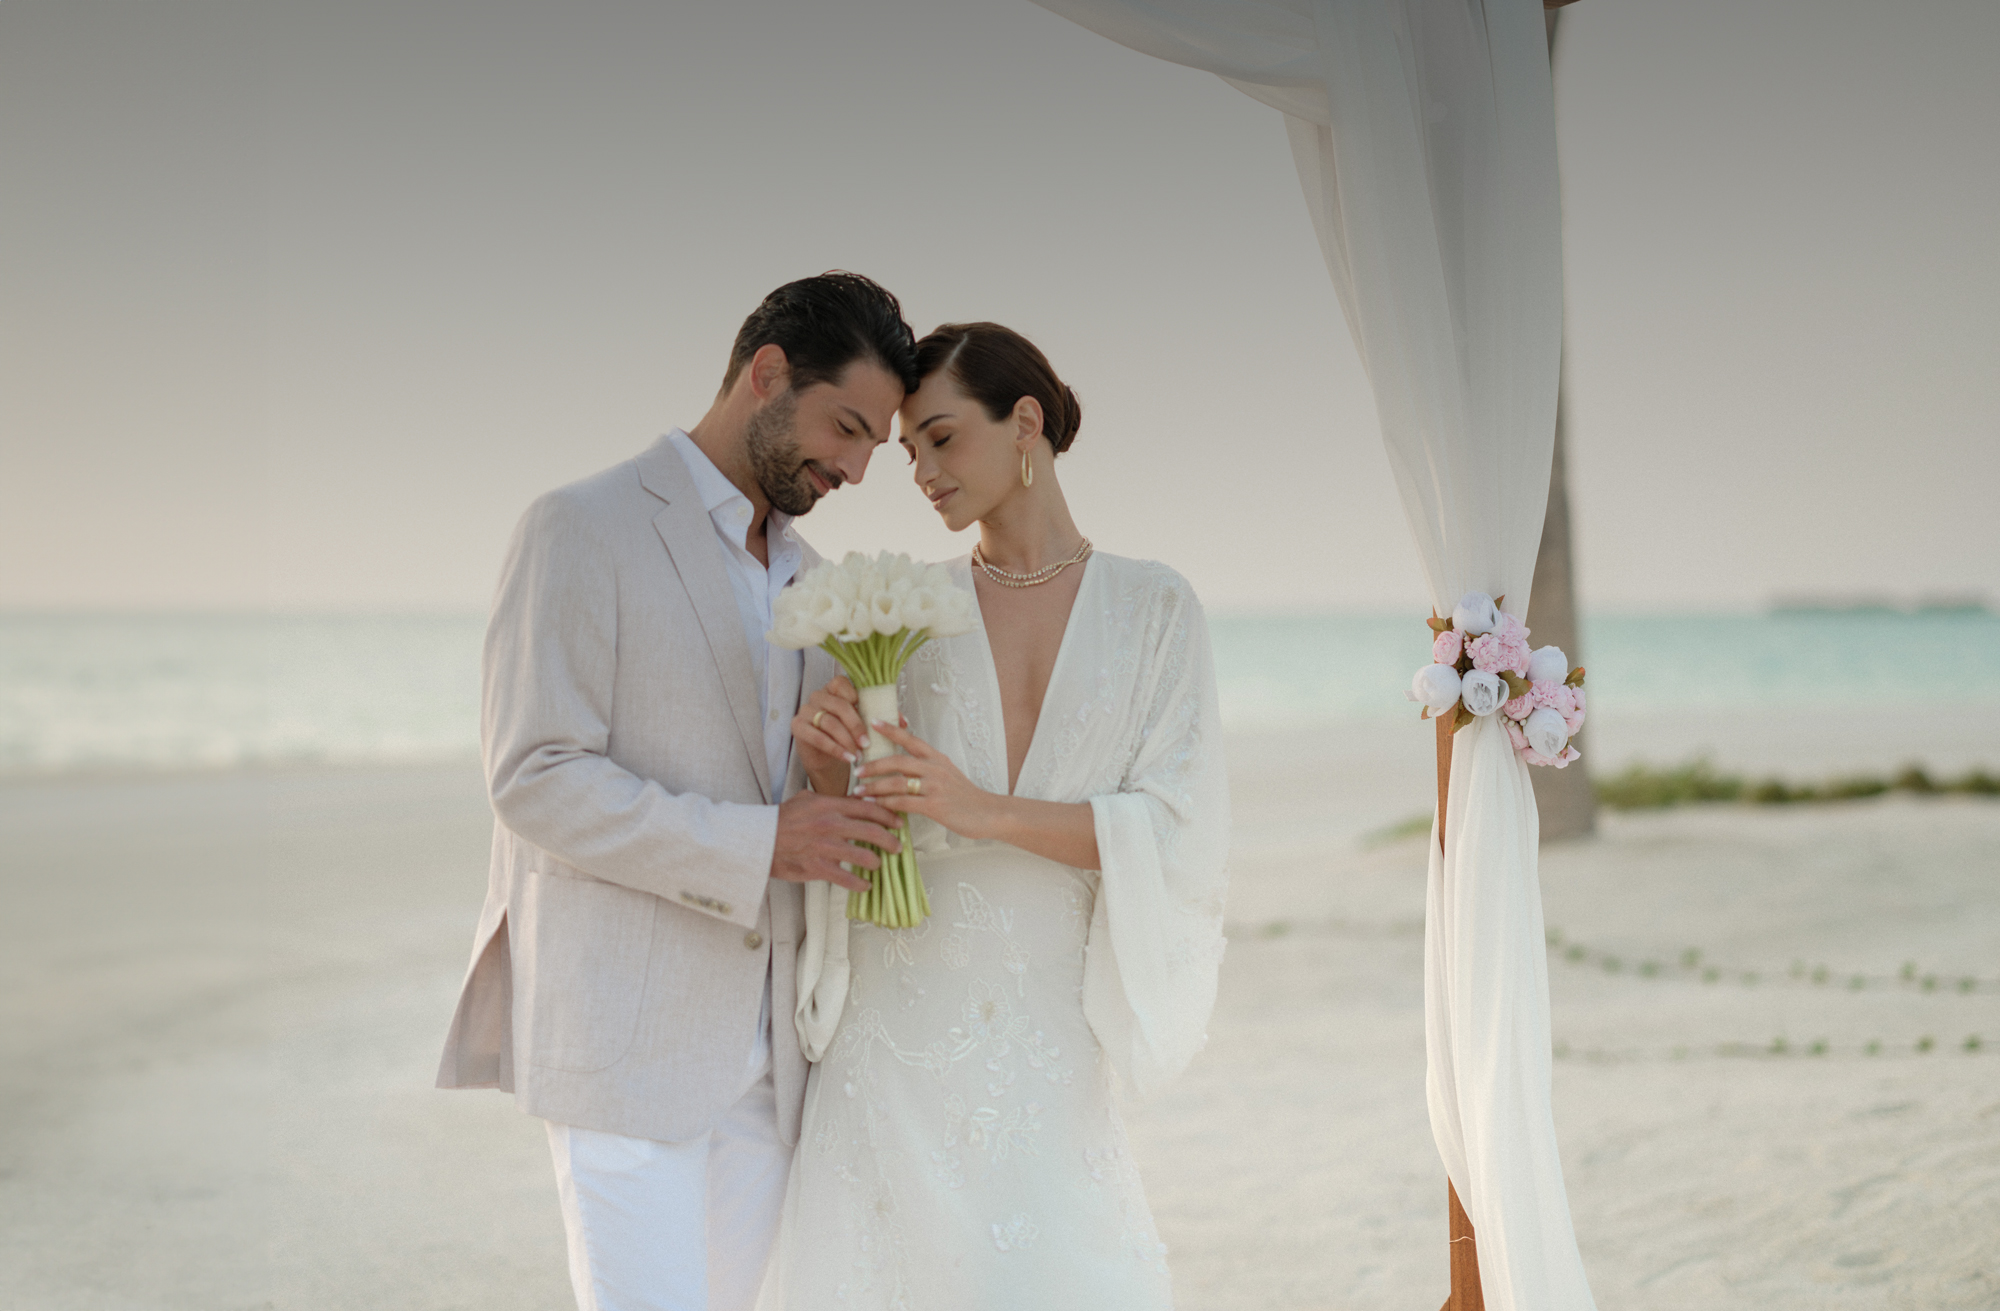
437, 272, 918, 1310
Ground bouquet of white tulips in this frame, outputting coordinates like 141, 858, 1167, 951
770, 551, 976, 926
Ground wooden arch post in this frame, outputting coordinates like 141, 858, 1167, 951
1436, 712, 1483, 1311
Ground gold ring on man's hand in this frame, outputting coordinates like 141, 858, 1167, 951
907, 777, 922, 796
812, 710, 825, 729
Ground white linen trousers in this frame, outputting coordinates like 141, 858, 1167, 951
547, 991, 790, 1311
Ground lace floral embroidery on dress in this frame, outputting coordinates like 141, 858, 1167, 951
953, 883, 1032, 995
991, 1213, 1040, 1253
1078, 1107, 1173, 1276
907, 634, 1001, 796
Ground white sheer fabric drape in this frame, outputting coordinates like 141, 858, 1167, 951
1026, 2, 1593, 1307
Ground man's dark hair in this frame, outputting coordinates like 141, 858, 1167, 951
722, 272, 920, 397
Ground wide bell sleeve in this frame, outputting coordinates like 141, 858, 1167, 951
1082, 575, 1231, 1100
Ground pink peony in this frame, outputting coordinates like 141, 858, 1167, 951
1529, 679, 1572, 711
1432, 628, 1464, 666
1502, 693, 1533, 721
1517, 742, 1583, 769
1525, 681, 1587, 734
1503, 719, 1529, 752
1468, 628, 1531, 676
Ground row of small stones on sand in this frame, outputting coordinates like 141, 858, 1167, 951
1543, 929, 1996, 995
1552, 1034, 1987, 1061
1223, 919, 1988, 1060
1543, 928, 1988, 1062
1230, 919, 1995, 996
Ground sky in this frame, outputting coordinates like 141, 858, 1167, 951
1, 0, 1995, 615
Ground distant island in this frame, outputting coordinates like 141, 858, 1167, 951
1768, 592, 1991, 616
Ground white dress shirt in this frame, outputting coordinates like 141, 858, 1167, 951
665, 429, 804, 800
666, 429, 805, 1082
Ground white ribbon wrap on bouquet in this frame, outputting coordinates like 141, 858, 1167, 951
1026, 3, 1593, 1306
794, 682, 902, 1062
855, 684, 903, 766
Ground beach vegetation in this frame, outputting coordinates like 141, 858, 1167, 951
1595, 758, 2000, 810
1360, 812, 1435, 847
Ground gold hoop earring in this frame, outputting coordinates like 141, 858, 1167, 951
1021, 449, 1033, 488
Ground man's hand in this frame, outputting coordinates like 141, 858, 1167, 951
791, 674, 867, 799
771, 791, 901, 892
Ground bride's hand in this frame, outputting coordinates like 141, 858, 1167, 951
854, 720, 1002, 841
791, 675, 866, 796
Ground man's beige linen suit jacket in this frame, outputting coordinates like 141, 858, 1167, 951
436, 435, 832, 1146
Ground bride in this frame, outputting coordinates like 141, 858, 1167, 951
759, 323, 1230, 1310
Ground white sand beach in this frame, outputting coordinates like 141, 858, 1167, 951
2, 713, 1996, 1309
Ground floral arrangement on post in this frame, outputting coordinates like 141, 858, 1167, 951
1407, 590, 1587, 768
770, 551, 976, 925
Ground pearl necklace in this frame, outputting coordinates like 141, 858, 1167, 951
972, 537, 1094, 588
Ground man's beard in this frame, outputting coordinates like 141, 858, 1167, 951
744, 389, 828, 517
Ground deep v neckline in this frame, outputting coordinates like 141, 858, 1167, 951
961, 553, 1095, 798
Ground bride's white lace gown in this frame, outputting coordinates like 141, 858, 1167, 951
760, 553, 1230, 1311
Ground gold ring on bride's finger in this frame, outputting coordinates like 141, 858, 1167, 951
812, 710, 825, 729
907, 776, 922, 796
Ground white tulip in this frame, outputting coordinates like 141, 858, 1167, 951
1451, 592, 1501, 637
802, 590, 849, 641
864, 589, 905, 635
1408, 663, 1463, 714
1459, 669, 1505, 716
1524, 706, 1570, 759
824, 557, 865, 603
768, 606, 819, 650
1526, 645, 1569, 684
932, 588, 976, 638
900, 585, 942, 633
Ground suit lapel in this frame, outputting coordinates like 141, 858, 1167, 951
638, 439, 774, 804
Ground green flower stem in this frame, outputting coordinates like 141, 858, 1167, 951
819, 625, 938, 928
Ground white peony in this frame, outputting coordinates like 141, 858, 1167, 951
1451, 591, 1501, 637
1524, 706, 1570, 759
1526, 645, 1568, 684
1408, 663, 1463, 714
1459, 669, 1505, 717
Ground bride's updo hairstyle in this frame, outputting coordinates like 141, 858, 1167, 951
912, 323, 1083, 456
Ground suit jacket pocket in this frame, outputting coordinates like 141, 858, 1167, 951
521, 865, 657, 1074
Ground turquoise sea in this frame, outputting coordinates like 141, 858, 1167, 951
2, 610, 1997, 776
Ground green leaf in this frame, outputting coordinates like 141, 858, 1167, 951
1427, 616, 1453, 634
1565, 666, 1587, 688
